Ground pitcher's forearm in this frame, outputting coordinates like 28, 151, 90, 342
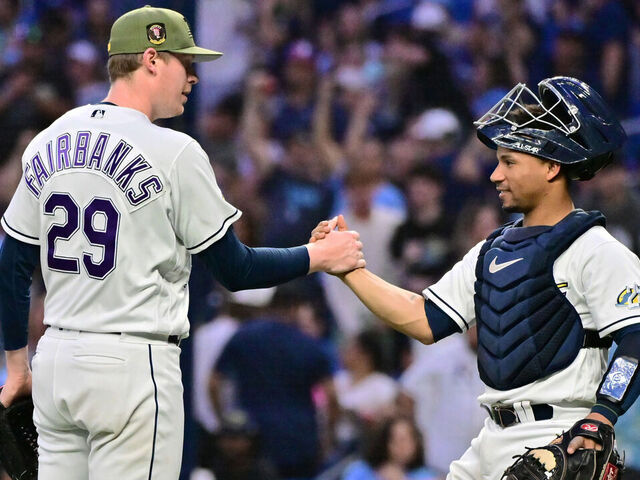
5, 348, 29, 375
339, 268, 434, 344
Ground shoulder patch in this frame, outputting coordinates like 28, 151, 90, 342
616, 285, 640, 309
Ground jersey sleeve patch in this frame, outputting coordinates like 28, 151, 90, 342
616, 284, 640, 309
599, 356, 639, 402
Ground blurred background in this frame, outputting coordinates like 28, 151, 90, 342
0, 0, 640, 479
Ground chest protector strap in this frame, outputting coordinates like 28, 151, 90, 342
474, 209, 606, 390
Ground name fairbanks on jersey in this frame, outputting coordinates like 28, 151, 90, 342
23, 130, 163, 208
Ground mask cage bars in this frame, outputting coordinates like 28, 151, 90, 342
474, 82, 581, 136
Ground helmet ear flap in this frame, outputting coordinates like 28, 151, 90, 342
564, 152, 613, 180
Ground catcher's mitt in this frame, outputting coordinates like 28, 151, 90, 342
502, 419, 624, 480
0, 390, 38, 480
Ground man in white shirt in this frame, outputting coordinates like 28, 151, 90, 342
313, 77, 638, 479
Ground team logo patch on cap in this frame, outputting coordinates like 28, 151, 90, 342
147, 23, 166, 45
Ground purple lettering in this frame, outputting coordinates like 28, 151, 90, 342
24, 164, 40, 197
88, 133, 109, 170
126, 176, 163, 206
46, 141, 55, 173
114, 155, 150, 191
56, 133, 71, 170
31, 153, 50, 187
102, 140, 131, 178
73, 131, 91, 167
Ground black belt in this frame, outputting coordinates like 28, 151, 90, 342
584, 330, 612, 348
485, 403, 553, 428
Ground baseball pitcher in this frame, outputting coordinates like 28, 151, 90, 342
0, 6, 364, 480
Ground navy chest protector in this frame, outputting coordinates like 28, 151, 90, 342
474, 210, 607, 390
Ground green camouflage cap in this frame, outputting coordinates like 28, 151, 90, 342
108, 5, 222, 62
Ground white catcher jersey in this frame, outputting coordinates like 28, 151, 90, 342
1, 104, 241, 337
423, 222, 640, 407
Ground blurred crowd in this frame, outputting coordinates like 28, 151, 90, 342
1, 0, 640, 479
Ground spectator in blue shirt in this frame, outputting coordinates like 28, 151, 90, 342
211, 287, 339, 480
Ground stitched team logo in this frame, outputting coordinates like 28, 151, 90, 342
147, 23, 166, 45
580, 423, 598, 432
616, 285, 640, 309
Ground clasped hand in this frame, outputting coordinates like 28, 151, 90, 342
306, 214, 365, 275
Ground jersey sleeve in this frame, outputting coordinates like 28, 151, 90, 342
581, 237, 640, 337
1, 168, 41, 246
422, 241, 483, 332
169, 141, 241, 254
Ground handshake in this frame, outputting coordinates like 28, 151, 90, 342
305, 214, 366, 275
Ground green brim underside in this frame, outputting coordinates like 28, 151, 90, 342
171, 46, 223, 62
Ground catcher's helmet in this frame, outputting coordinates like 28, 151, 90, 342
474, 76, 626, 180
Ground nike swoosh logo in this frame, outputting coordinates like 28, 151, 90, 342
489, 256, 524, 273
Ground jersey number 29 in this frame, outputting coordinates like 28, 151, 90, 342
44, 192, 120, 279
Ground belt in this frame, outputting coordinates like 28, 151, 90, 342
484, 402, 553, 428
55, 328, 182, 346
583, 330, 612, 348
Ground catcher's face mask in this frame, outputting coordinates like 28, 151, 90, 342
475, 82, 581, 137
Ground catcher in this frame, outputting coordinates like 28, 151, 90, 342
312, 76, 639, 480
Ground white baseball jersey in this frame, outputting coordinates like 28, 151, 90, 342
1, 103, 241, 337
423, 223, 640, 406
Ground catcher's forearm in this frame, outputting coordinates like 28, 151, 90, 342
339, 268, 434, 344
591, 327, 640, 424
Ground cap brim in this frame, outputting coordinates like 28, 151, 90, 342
172, 45, 223, 62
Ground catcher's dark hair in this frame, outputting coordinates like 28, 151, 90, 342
364, 415, 425, 470
507, 104, 571, 182
506, 104, 553, 131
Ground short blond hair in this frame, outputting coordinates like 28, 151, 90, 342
107, 51, 172, 82
107, 53, 143, 82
